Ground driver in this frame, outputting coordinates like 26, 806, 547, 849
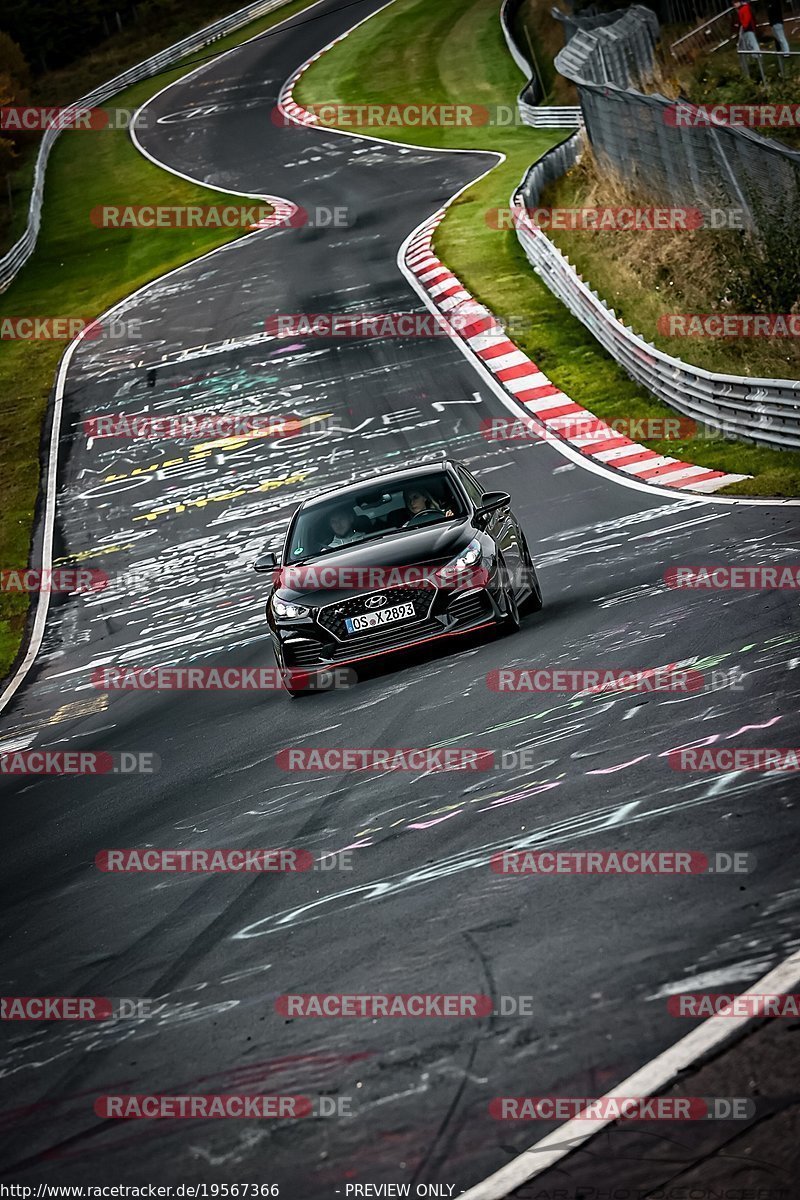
403, 487, 454, 520
326, 506, 361, 547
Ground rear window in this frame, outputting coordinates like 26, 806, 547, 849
285, 472, 465, 560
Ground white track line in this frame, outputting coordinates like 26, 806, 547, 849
278, 0, 800, 508
459, 947, 800, 1199
0, 0, 325, 718
396, 211, 800, 508
3, 0, 799, 720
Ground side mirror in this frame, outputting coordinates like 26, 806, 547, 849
476, 490, 511, 517
254, 550, 280, 573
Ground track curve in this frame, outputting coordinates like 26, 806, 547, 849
1, 0, 799, 1192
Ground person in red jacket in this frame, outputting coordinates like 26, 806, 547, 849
733, 0, 761, 74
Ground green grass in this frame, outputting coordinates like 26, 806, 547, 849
0, 0, 321, 252
0, 0, 318, 682
540, 154, 800, 380
296, 0, 800, 501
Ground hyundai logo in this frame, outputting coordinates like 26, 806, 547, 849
365, 594, 387, 609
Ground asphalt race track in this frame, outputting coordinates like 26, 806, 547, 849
1, 0, 799, 1193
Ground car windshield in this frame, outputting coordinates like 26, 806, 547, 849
285, 472, 466, 561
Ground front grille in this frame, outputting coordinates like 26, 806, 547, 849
448, 589, 492, 625
328, 615, 444, 660
316, 586, 435, 640
283, 615, 448, 667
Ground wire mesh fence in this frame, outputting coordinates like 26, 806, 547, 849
554, 5, 800, 238
500, 7, 800, 446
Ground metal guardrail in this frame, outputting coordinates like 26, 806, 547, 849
553, 6, 800, 239
0, 0, 292, 294
500, 0, 583, 128
521, 106, 583, 126
555, 6, 660, 88
500, 0, 536, 81
513, 135, 800, 450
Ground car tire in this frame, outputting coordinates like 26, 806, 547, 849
497, 557, 521, 632
519, 536, 543, 613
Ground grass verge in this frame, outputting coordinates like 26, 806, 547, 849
0, 0, 317, 682
1, 0, 322, 251
540, 147, 800, 380
295, 0, 800, 501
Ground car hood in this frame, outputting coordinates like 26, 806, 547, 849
274, 520, 479, 604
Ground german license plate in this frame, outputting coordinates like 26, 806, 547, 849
345, 601, 415, 634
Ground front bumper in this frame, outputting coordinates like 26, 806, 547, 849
271, 583, 500, 671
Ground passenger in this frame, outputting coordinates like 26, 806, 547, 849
403, 487, 455, 521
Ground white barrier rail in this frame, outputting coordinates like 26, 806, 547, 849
500, 0, 583, 129
520, 105, 583, 127
0, 0, 292, 293
514, 135, 800, 450
501, 3, 800, 450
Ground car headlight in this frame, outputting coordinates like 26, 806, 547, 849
272, 598, 310, 619
436, 538, 484, 584
452, 538, 482, 571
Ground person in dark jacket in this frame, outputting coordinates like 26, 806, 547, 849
767, 0, 790, 55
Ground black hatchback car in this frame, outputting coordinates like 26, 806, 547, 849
254, 458, 541, 694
